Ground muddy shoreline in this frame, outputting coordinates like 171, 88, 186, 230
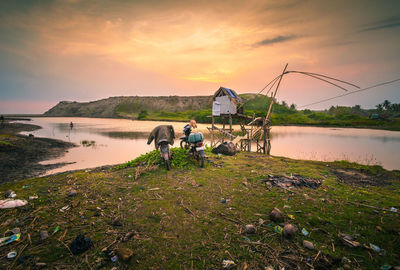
0, 121, 75, 183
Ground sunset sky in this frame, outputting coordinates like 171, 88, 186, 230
1, 0, 400, 113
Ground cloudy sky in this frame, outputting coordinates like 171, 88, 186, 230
0, 0, 399, 113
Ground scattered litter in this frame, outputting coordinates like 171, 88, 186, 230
288, 214, 295, 220
116, 248, 133, 261
303, 240, 315, 250
36, 262, 47, 268
390, 207, 398, 213
283, 204, 291, 208
22, 185, 30, 189
302, 228, 309, 236
29, 195, 38, 200
274, 225, 283, 235
369, 243, 382, 253
60, 205, 70, 212
341, 256, 351, 264
112, 218, 122, 226
7, 251, 17, 259
243, 236, 250, 242
122, 232, 135, 242
258, 218, 265, 225
148, 188, 160, 191
140, 186, 145, 190
53, 226, 60, 234
242, 181, 250, 188
212, 142, 237, 156
222, 259, 235, 268
262, 174, 322, 189
40, 231, 49, 240
244, 224, 255, 234
5, 190, 16, 198
282, 224, 298, 239
111, 255, 118, 263
69, 234, 93, 255
9, 228, 21, 235
68, 190, 77, 197
221, 198, 226, 204
0, 199, 27, 209
128, 175, 132, 178
269, 208, 284, 222
0, 234, 21, 247
339, 233, 360, 248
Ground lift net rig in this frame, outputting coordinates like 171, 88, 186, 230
208, 63, 360, 154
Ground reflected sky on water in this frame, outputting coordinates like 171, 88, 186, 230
18, 117, 400, 174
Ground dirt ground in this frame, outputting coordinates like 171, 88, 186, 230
331, 167, 394, 186
0, 121, 75, 183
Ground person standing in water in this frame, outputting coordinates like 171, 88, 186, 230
70, 122, 73, 129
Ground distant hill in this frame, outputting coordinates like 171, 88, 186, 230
44, 96, 214, 118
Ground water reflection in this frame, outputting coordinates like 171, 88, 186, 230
101, 131, 149, 139
17, 117, 400, 172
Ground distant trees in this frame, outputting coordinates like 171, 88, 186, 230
375, 100, 400, 112
138, 110, 148, 119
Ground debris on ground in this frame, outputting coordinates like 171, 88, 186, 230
68, 190, 77, 197
53, 226, 60, 234
0, 199, 27, 209
40, 231, 49, 241
331, 168, 394, 186
29, 195, 38, 200
262, 174, 322, 189
122, 232, 134, 242
4, 190, 16, 198
222, 259, 235, 268
274, 225, 283, 235
59, 205, 70, 212
0, 234, 21, 247
116, 248, 133, 261
301, 228, 309, 236
69, 234, 93, 255
112, 218, 122, 226
269, 207, 284, 222
244, 224, 255, 234
339, 233, 360, 248
282, 224, 298, 239
7, 251, 17, 259
212, 142, 237, 156
303, 240, 315, 250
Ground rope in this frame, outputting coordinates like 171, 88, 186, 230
298, 78, 400, 108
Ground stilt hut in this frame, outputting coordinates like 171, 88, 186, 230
208, 87, 268, 154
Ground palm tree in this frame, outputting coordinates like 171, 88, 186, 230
376, 104, 383, 112
383, 100, 391, 110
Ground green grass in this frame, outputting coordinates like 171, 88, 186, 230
1, 152, 399, 269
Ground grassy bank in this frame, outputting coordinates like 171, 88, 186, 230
1, 150, 399, 269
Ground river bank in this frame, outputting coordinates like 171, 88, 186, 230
0, 121, 75, 182
0, 150, 399, 269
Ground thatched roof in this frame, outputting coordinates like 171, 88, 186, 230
213, 87, 243, 103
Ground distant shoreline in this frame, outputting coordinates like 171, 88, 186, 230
5, 114, 400, 132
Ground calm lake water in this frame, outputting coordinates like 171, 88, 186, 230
18, 117, 400, 174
